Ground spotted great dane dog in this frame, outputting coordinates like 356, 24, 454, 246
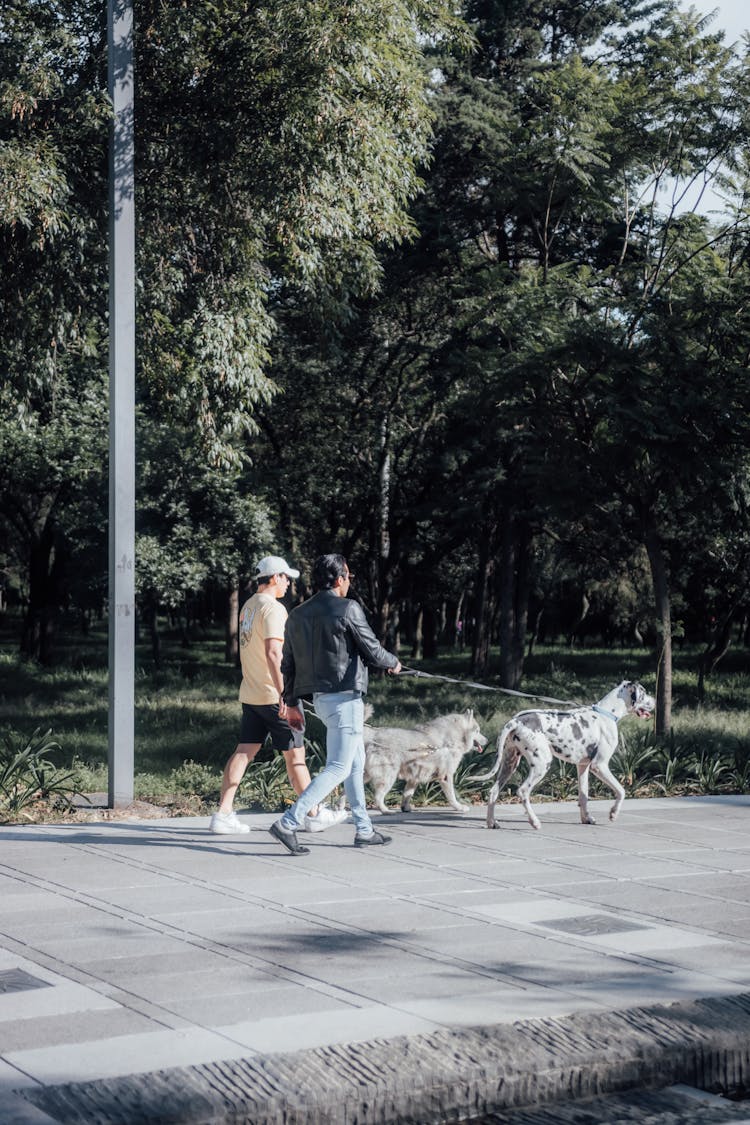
474, 681, 655, 830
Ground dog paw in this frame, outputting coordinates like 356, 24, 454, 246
487, 820, 499, 829
581, 815, 597, 825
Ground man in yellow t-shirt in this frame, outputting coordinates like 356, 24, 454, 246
209, 555, 348, 835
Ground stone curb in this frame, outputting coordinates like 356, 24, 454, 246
16, 993, 750, 1125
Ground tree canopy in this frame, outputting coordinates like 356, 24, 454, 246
2, 0, 750, 730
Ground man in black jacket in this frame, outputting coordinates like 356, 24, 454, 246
269, 554, 401, 856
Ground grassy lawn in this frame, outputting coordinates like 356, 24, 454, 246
2, 610, 750, 820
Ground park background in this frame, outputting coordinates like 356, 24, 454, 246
2, 0, 750, 819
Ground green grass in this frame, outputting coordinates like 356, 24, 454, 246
1, 611, 750, 819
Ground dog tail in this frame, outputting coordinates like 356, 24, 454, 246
363, 702, 374, 723
470, 720, 515, 784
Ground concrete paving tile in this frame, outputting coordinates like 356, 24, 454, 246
572, 970, 747, 1009
85, 963, 283, 1003
216, 874, 360, 903
92, 883, 243, 914
214, 1002, 441, 1053
0, 1006, 162, 1053
4, 1025, 254, 1086
0, 952, 59, 975
151, 908, 335, 943
655, 942, 750, 979
163, 985, 356, 1025
393, 987, 609, 1027
541, 853, 711, 880
419, 885, 542, 907
645, 872, 750, 904
4, 913, 155, 943
659, 848, 750, 871
381, 876, 503, 897
351, 965, 525, 1004
472, 897, 727, 956
701, 917, 750, 940
25, 934, 193, 965
620, 825, 749, 849
575, 883, 750, 929
232, 939, 444, 984
81, 948, 241, 979
299, 898, 472, 931
0, 978, 119, 1025
0, 896, 100, 922
394, 921, 582, 958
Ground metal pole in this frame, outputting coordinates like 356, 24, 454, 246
107, 0, 135, 807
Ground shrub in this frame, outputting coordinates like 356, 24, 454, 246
0, 728, 83, 817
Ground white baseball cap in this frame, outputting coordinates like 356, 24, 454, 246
255, 555, 300, 580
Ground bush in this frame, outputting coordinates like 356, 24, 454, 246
0, 728, 83, 818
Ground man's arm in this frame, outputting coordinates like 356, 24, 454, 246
346, 602, 401, 673
279, 632, 304, 728
265, 637, 285, 702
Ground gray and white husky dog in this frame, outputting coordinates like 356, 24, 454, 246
363, 708, 488, 814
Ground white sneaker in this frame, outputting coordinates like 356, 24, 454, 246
209, 811, 250, 834
303, 806, 349, 833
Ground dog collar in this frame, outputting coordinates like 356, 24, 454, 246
592, 704, 620, 724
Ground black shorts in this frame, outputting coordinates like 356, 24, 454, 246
239, 703, 304, 751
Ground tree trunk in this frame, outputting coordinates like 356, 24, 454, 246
498, 511, 530, 689
471, 527, 496, 677
453, 591, 465, 650
20, 525, 66, 665
225, 584, 239, 664
411, 607, 423, 660
567, 591, 590, 648
644, 522, 672, 734
527, 606, 543, 658
697, 610, 735, 703
423, 605, 438, 659
142, 597, 161, 666
375, 412, 393, 643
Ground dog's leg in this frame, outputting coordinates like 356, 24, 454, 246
576, 759, 596, 825
439, 772, 471, 812
516, 740, 552, 830
486, 779, 502, 828
371, 785, 391, 814
486, 743, 522, 828
590, 758, 626, 821
401, 783, 416, 813
366, 760, 399, 814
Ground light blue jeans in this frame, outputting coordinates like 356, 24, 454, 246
280, 691, 373, 837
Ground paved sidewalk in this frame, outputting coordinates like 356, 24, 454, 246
1, 794, 749, 1123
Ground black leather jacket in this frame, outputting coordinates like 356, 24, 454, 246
282, 590, 398, 704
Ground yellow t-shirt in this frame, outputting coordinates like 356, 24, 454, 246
238, 592, 287, 706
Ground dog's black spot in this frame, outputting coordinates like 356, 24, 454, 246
586, 743, 599, 759
580, 716, 590, 728
571, 722, 582, 740
522, 714, 543, 732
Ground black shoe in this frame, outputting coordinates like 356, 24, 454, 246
354, 830, 392, 848
269, 820, 310, 855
